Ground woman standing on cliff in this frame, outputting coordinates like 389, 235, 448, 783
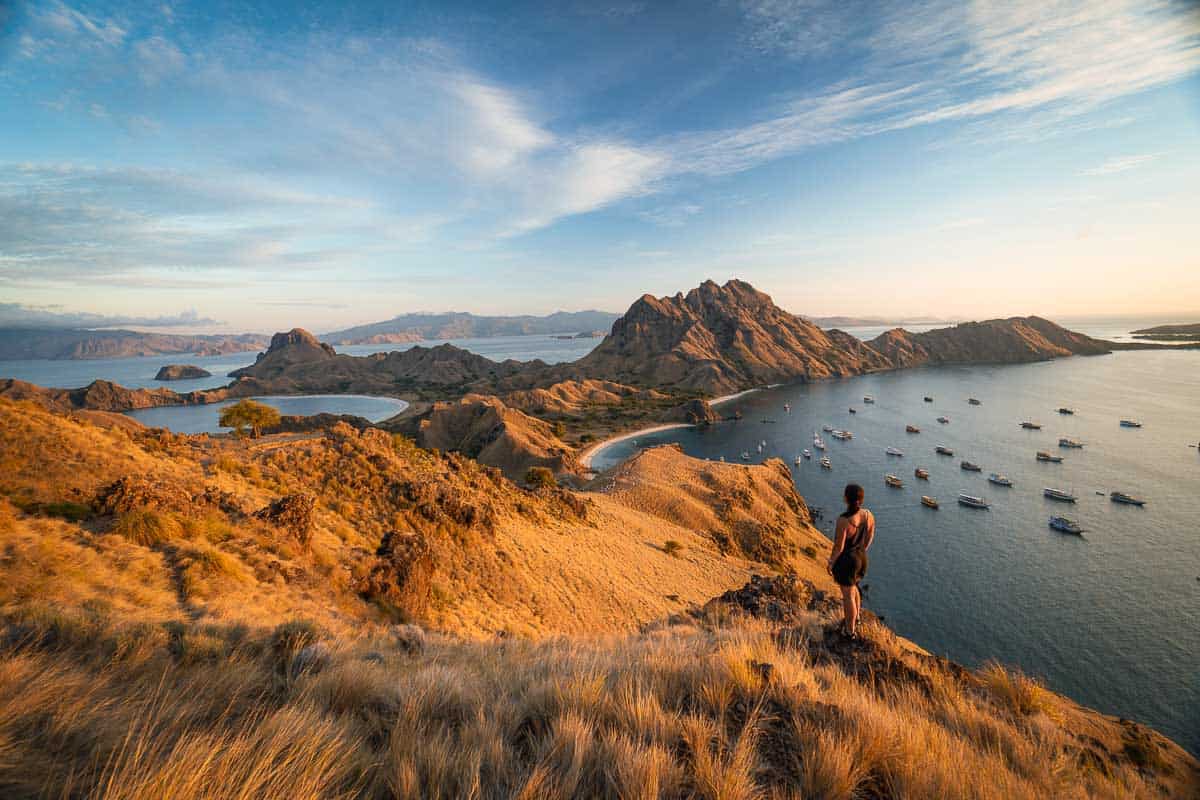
828, 483, 875, 639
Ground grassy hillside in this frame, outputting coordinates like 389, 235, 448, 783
0, 398, 1195, 798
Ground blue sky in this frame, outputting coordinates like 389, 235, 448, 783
1, 0, 1198, 332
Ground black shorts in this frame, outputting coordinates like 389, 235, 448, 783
832, 548, 867, 587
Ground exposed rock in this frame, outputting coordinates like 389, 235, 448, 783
357, 531, 436, 621
254, 493, 316, 547
154, 364, 212, 381
868, 317, 1113, 367
662, 398, 719, 425
705, 573, 814, 624
229, 328, 337, 380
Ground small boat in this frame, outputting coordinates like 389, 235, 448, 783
820, 456, 833, 469
968, 398, 982, 406
923, 396, 933, 402
802, 449, 812, 459
1058, 438, 1084, 448
1049, 516, 1083, 534
740, 452, 751, 461
961, 460, 982, 472
1044, 487, 1077, 502
1120, 419, 1142, 428
906, 424, 920, 433
831, 430, 853, 440
1020, 421, 1042, 430
886, 447, 904, 456
1110, 492, 1146, 506
935, 446, 954, 456
1036, 451, 1063, 463
885, 474, 903, 488
761, 440, 767, 447
988, 473, 1013, 487
864, 396, 875, 404
848, 407, 857, 414
958, 494, 990, 509
914, 467, 930, 480
921, 495, 939, 508
757, 444, 763, 453
822, 425, 834, 432
937, 416, 949, 424
1057, 407, 1075, 415
794, 456, 802, 465
813, 438, 826, 451
784, 404, 790, 413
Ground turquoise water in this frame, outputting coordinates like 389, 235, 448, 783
590, 350, 1200, 754
125, 394, 410, 434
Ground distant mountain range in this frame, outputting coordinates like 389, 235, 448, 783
0, 328, 269, 361
323, 310, 621, 344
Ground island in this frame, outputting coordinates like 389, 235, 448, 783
153, 364, 212, 381
1131, 322, 1200, 341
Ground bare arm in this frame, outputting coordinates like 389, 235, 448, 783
827, 517, 848, 572
861, 511, 876, 552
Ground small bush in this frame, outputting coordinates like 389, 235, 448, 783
43, 501, 92, 522
979, 661, 1057, 718
525, 466, 557, 489
663, 540, 684, 557
271, 620, 324, 664
111, 509, 178, 547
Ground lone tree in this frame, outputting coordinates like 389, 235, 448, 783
219, 399, 280, 438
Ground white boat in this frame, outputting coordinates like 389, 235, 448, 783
1036, 451, 1063, 463
802, 449, 812, 459
820, 456, 832, 469
1058, 438, 1084, 448
1049, 516, 1083, 534
958, 494, 990, 509
1120, 419, 1142, 428
813, 435, 826, 450
988, 473, 1013, 487
784, 404, 790, 413
1043, 487, 1077, 502
757, 444, 763, 453
822, 425, 834, 432
864, 396, 875, 404
831, 430, 853, 440
886, 447, 904, 456
884, 474, 903, 488
740, 452, 750, 461
794, 456, 803, 465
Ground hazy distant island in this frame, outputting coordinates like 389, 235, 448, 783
1130, 322, 1200, 341
0, 328, 269, 361
323, 309, 621, 344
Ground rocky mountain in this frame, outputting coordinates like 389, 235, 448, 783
868, 316, 1113, 368
154, 365, 212, 381
502, 379, 667, 415
0, 327, 268, 360
324, 309, 620, 344
229, 328, 533, 398
572, 279, 893, 393
0, 378, 229, 413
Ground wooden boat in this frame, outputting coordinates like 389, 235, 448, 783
820, 457, 833, 469
914, 467, 930, 480
863, 396, 875, 404
1049, 516, 1083, 534
1110, 492, 1145, 506
961, 460, 982, 472
1036, 451, 1063, 463
968, 398, 982, 405
906, 424, 920, 433
921, 496, 939, 509
1057, 407, 1075, 415
1020, 421, 1042, 430
886, 447, 904, 456
1120, 419, 1142, 428
935, 446, 954, 456
987, 473, 1013, 486
1058, 438, 1084, 448
1044, 488, 1077, 502
937, 416, 949, 424
923, 396, 933, 402
885, 474, 903, 488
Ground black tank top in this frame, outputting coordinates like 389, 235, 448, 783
840, 510, 869, 550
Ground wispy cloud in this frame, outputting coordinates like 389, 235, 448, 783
1081, 153, 1159, 176
0, 303, 219, 329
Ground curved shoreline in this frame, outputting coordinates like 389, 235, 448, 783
578, 387, 765, 470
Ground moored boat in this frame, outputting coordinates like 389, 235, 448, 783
906, 424, 920, 433
914, 467, 930, 479
958, 494, 989, 508
820, 456, 833, 469
740, 452, 750, 461
1049, 516, 1083, 534
1036, 451, 1063, 463
813, 437, 826, 450
864, 396, 875, 404
1110, 492, 1145, 506
921, 495, 939, 508
794, 456, 802, 465
1020, 421, 1042, 430
937, 416, 949, 424
1120, 419, 1142, 428
831, 430, 853, 440
935, 445, 954, 456
1044, 487, 1077, 502
822, 425, 834, 432
1058, 438, 1084, 448
848, 407, 857, 414
961, 460, 981, 472
923, 396, 933, 402
885, 474, 903, 488
968, 398, 982, 405
886, 446, 904, 456
802, 449, 812, 459
1057, 407, 1075, 415
988, 473, 1013, 486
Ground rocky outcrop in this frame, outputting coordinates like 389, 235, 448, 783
154, 364, 212, 381
396, 394, 581, 480
662, 398, 719, 425
572, 279, 893, 393
255, 493, 316, 547
229, 328, 337, 380
355, 531, 436, 621
0, 378, 225, 413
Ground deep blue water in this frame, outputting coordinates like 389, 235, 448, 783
125, 394, 410, 434
590, 350, 1200, 754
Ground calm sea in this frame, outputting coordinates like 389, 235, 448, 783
590, 348, 1200, 754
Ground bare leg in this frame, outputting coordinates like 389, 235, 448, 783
839, 585, 855, 632
849, 585, 861, 634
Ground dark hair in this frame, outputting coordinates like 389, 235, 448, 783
844, 483, 864, 512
